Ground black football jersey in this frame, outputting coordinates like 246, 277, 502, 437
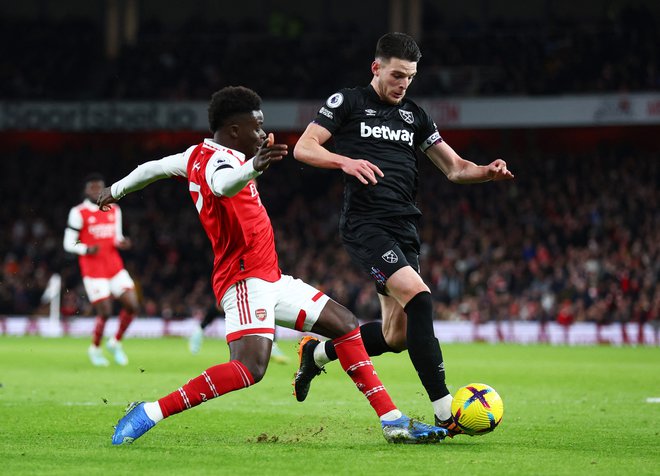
312, 85, 442, 219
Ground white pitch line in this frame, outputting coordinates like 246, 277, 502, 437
646, 397, 660, 403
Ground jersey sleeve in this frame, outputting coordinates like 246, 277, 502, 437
66, 206, 83, 231
206, 151, 261, 198
113, 205, 125, 243
416, 107, 443, 153
64, 207, 87, 255
111, 152, 189, 199
311, 89, 355, 134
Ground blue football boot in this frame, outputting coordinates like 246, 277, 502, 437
112, 402, 156, 445
382, 414, 448, 444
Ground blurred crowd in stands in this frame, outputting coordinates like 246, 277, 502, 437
1, 138, 658, 340
1, 3, 657, 100
1, 2, 658, 341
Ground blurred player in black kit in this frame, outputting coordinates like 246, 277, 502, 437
293, 32, 514, 435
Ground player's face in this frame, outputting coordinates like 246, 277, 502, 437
236, 110, 267, 157
372, 57, 417, 105
85, 180, 105, 202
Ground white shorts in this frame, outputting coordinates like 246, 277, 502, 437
83, 269, 135, 304
221, 275, 330, 343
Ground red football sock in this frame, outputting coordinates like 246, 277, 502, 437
92, 316, 106, 346
621, 323, 630, 344
158, 360, 254, 418
115, 309, 135, 341
333, 328, 396, 417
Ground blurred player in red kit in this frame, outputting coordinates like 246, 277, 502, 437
64, 174, 139, 366
99, 86, 448, 445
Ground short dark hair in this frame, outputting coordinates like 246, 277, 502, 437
375, 32, 421, 62
208, 86, 262, 133
83, 172, 104, 186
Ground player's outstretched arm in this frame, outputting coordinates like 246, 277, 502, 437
294, 123, 383, 185
426, 141, 514, 184
98, 155, 188, 211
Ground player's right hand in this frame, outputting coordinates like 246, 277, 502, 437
97, 187, 117, 211
254, 133, 288, 172
116, 237, 132, 250
341, 158, 384, 185
86, 245, 99, 255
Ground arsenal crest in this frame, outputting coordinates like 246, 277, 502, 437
399, 109, 414, 124
255, 309, 267, 321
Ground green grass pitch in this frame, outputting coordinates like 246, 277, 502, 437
1, 336, 658, 475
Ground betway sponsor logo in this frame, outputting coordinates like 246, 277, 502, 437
360, 122, 414, 146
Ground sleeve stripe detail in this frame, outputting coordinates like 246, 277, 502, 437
419, 131, 443, 152
66, 226, 81, 232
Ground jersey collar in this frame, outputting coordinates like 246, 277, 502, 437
366, 84, 381, 102
83, 198, 100, 210
203, 138, 246, 162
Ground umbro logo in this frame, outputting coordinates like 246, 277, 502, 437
365, 109, 377, 116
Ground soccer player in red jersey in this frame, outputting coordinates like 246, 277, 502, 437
64, 174, 139, 366
99, 86, 448, 445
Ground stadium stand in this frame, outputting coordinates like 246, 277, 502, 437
0, 3, 657, 100
1, 135, 657, 338
0, 1, 657, 342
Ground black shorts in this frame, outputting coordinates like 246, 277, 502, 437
340, 215, 421, 295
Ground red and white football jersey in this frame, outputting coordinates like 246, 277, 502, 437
186, 140, 281, 301
66, 201, 126, 278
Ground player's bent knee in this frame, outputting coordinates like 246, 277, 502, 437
315, 301, 358, 338
335, 307, 358, 335
328, 306, 360, 336
237, 359, 267, 383
228, 336, 271, 383
120, 292, 139, 313
384, 335, 407, 352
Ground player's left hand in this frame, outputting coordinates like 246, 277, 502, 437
487, 159, 514, 181
97, 186, 117, 211
116, 237, 132, 250
254, 133, 288, 172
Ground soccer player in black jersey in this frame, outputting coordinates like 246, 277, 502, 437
293, 32, 514, 434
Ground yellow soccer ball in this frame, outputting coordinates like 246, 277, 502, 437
451, 383, 504, 435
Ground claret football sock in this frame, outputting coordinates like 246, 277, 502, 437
115, 309, 135, 341
92, 316, 106, 346
333, 328, 396, 417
